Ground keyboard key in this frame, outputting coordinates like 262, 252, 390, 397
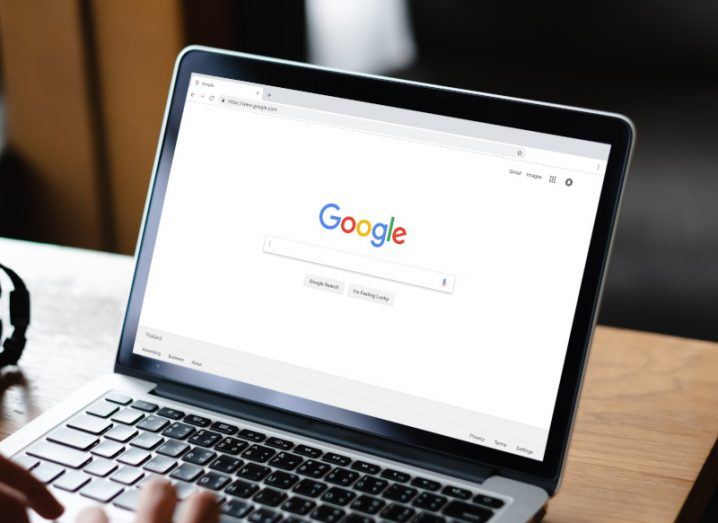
472, 494, 504, 509
105, 393, 132, 405
344, 514, 373, 523
67, 415, 112, 435
442, 486, 472, 500
80, 479, 124, 502
268, 452, 303, 471
284, 518, 307, 523
189, 429, 223, 448
183, 448, 216, 466
54, 470, 91, 491
382, 503, 416, 523
13, 454, 39, 470
105, 425, 138, 443
137, 415, 169, 432
144, 455, 177, 474
283, 496, 316, 515
383, 484, 417, 503
351, 461, 380, 475
47, 427, 99, 450
162, 422, 195, 440
91, 440, 125, 459
174, 481, 198, 500
113, 488, 141, 511
354, 476, 388, 495
242, 444, 276, 463
117, 448, 151, 467
170, 463, 204, 482
222, 498, 252, 518
350, 495, 385, 515
413, 492, 447, 511
33, 462, 64, 483
321, 486, 355, 506
27, 442, 91, 469
130, 432, 164, 450
216, 437, 248, 455
112, 408, 145, 425
297, 460, 331, 479
310, 504, 344, 523
293, 478, 328, 498
225, 479, 259, 499
295, 445, 322, 458
86, 401, 119, 418
185, 414, 212, 427
136, 474, 162, 488
212, 421, 239, 435
210, 455, 243, 474
254, 487, 287, 507
412, 477, 441, 491
265, 471, 299, 489
156, 440, 189, 457
414, 513, 447, 523
266, 437, 294, 450
237, 463, 271, 482
381, 469, 410, 483
198, 471, 231, 490
442, 501, 492, 522
111, 466, 144, 485
325, 468, 359, 487
238, 429, 266, 442
157, 407, 185, 420
322, 453, 351, 467
248, 508, 282, 523
84, 458, 117, 477
131, 400, 158, 412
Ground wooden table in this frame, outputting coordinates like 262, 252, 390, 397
1, 238, 717, 522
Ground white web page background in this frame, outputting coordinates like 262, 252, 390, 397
136, 84, 605, 459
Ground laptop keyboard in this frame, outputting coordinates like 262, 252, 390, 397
13, 392, 506, 523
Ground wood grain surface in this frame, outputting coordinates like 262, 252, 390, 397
1, 238, 717, 522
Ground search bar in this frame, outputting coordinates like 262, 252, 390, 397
263, 235, 455, 294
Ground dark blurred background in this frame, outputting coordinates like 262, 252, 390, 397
0, 0, 716, 344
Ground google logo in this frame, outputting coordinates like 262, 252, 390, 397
319, 203, 407, 248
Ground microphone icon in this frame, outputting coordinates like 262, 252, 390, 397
442, 278, 447, 287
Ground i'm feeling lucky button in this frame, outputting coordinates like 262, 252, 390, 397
347, 284, 395, 307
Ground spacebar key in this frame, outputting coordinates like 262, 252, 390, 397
27, 442, 92, 469
442, 501, 493, 523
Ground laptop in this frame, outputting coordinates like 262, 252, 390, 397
0, 46, 634, 522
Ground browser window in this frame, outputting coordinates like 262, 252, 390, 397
134, 73, 610, 461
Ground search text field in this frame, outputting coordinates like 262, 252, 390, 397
263, 235, 455, 293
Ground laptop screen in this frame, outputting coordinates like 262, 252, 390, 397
133, 73, 610, 462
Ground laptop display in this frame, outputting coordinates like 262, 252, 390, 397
132, 73, 611, 463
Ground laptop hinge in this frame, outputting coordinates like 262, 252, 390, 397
151, 379, 494, 484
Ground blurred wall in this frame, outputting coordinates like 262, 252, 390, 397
0, 0, 183, 252
0, 1, 108, 248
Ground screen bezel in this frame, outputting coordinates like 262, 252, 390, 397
116, 47, 633, 483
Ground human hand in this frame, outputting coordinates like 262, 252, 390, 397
77, 477, 218, 523
0, 453, 64, 522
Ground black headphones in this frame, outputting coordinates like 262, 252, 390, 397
0, 263, 30, 369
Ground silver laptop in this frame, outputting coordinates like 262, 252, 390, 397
0, 46, 634, 522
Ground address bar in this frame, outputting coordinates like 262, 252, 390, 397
263, 235, 455, 294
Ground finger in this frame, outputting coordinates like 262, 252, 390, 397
135, 477, 177, 523
76, 505, 109, 523
177, 490, 218, 523
0, 454, 64, 519
0, 484, 30, 523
